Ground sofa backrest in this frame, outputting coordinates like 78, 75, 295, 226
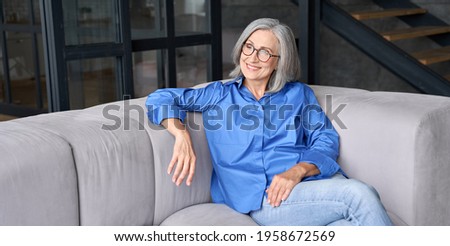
87, 97, 214, 225
121, 98, 214, 225
3, 82, 450, 226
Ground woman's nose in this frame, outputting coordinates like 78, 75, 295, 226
249, 51, 259, 62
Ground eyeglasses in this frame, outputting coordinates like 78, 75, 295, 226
241, 43, 280, 62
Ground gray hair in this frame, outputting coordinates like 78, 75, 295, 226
229, 18, 301, 93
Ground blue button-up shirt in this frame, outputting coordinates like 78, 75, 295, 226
146, 77, 342, 213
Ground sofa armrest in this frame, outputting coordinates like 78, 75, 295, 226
315, 89, 450, 225
0, 122, 79, 225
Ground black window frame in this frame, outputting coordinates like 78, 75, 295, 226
0, 0, 46, 116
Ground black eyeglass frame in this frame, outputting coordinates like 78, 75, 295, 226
241, 43, 280, 62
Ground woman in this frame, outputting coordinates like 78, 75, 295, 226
146, 18, 392, 226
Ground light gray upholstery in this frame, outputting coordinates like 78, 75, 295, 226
161, 203, 258, 226
9, 106, 155, 226
326, 91, 450, 226
1, 83, 449, 226
0, 122, 79, 225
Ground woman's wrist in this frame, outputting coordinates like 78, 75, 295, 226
295, 162, 320, 179
162, 118, 188, 137
174, 129, 190, 139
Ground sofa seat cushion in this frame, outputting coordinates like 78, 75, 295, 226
160, 203, 258, 226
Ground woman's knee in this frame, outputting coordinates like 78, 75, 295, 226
342, 179, 381, 202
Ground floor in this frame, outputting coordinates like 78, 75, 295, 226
0, 76, 45, 122
0, 114, 17, 122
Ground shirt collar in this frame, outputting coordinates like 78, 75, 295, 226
234, 76, 244, 89
234, 76, 277, 102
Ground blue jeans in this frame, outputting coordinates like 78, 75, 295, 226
250, 173, 393, 226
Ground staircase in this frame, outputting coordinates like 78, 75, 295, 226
295, 0, 450, 96
351, 2, 450, 66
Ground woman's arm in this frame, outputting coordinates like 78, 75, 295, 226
266, 162, 319, 207
146, 82, 225, 125
300, 86, 341, 179
266, 85, 341, 207
146, 81, 226, 186
161, 118, 196, 186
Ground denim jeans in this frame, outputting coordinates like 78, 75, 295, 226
250, 173, 393, 226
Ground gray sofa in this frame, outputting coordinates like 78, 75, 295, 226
1, 83, 450, 226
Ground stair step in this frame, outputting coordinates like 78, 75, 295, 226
381, 26, 450, 41
351, 8, 427, 20
412, 46, 450, 65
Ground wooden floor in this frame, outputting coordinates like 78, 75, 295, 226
0, 114, 17, 122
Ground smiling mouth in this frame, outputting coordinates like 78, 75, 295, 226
246, 63, 260, 70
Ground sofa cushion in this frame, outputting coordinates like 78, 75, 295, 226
160, 203, 258, 226
0, 121, 79, 225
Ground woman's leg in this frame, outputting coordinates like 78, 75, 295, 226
250, 173, 393, 226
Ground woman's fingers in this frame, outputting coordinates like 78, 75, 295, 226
170, 133, 196, 186
186, 156, 196, 186
161, 119, 197, 186
267, 179, 280, 206
267, 169, 301, 207
274, 186, 292, 207
171, 155, 183, 184
167, 155, 177, 175
281, 187, 291, 202
269, 185, 285, 207
176, 155, 194, 186
268, 181, 293, 207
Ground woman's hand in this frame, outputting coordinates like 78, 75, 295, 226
162, 119, 196, 186
266, 162, 319, 207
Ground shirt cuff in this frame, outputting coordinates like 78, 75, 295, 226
301, 150, 340, 179
147, 104, 187, 125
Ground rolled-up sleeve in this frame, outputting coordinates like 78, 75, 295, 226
145, 82, 225, 125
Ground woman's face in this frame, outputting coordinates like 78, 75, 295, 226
240, 29, 279, 85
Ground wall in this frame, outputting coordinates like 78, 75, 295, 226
221, 0, 450, 93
